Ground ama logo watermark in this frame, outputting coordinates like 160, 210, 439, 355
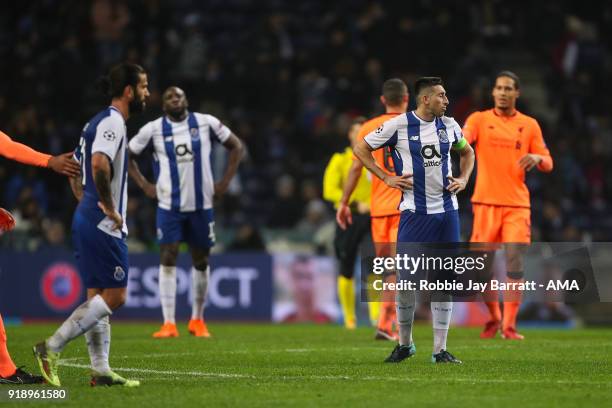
40, 263, 83, 312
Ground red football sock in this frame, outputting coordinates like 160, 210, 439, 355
385, 302, 396, 333
0, 314, 17, 378
485, 301, 502, 322
502, 276, 523, 330
503, 301, 521, 331
377, 302, 389, 331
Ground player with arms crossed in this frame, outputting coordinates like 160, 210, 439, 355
128, 86, 243, 338
0, 132, 79, 384
33, 62, 150, 387
336, 78, 408, 340
354, 77, 474, 363
463, 71, 553, 340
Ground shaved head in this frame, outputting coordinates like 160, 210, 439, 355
163, 86, 185, 99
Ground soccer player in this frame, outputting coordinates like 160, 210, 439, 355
336, 78, 408, 340
354, 77, 474, 363
128, 86, 243, 338
0, 132, 79, 384
33, 62, 150, 387
323, 116, 371, 329
463, 71, 553, 340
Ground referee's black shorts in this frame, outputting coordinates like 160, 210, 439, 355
334, 213, 370, 279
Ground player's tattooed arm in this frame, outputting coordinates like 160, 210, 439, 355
128, 151, 156, 199
69, 174, 83, 201
92, 152, 122, 230
353, 139, 413, 192
215, 133, 244, 197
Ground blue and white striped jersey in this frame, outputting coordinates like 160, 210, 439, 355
128, 112, 232, 212
364, 111, 464, 214
74, 106, 129, 238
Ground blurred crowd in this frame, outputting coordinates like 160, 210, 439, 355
1, 0, 611, 252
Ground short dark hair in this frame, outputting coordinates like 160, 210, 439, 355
382, 78, 408, 106
97, 63, 145, 98
414, 77, 444, 100
495, 70, 520, 89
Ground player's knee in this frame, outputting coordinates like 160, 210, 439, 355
339, 267, 353, 279
112, 293, 127, 309
338, 258, 354, 279
382, 270, 396, 281
506, 255, 523, 271
193, 256, 209, 272
160, 247, 179, 266
505, 245, 526, 269
103, 291, 127, 310
396, 290, 416, 305
507, 271, 524, 280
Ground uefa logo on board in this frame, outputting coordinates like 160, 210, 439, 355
40, 262, 83, 312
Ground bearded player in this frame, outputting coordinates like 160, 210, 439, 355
33, 62, 149, 387
463, 71, 553, 340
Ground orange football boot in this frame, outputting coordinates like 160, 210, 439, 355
152, 323, 179, 338
188, 319, 211, 338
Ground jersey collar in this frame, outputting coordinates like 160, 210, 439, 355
492, 108, 518, 118
164, 111, 191, 123
410, 110, 435, 123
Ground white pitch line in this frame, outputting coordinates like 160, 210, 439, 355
57, 361, 612, 386
61, 348, 387, 361
59, 362, 254, 379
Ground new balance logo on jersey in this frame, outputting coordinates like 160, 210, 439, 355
410, 135, 420, 141
175, 144, 193, 163
421, 145, 442, 167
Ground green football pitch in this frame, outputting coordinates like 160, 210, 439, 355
3, 323, 611, 407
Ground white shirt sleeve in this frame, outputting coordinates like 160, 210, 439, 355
202, 114, 232, 143
449, 118, 464, 143
91, 113, 125, 162
129, 121, 154, 155
364, 116, 401, 149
